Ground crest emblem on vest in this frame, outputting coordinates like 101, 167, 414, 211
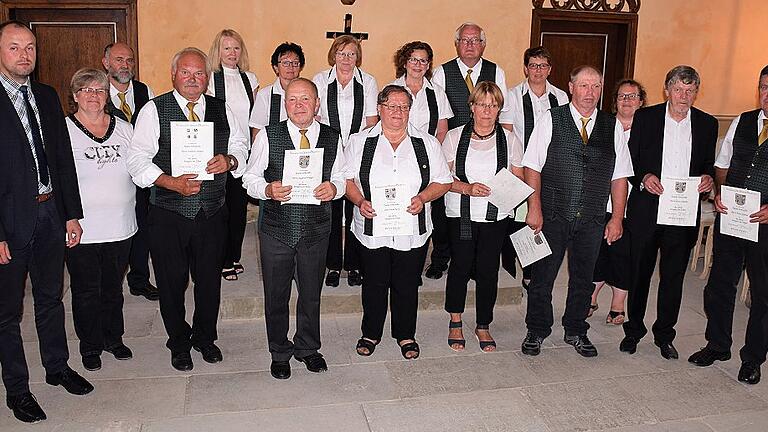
675, 182, 686, 193
299, 155, 310, 169
735, 193, 746, 206
385, 187, 397, 200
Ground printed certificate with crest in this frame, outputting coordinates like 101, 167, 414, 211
371, 183, 414, 237
657, 176, 701, 226
720, 186, 760, 242
509, 225, 552, 268
281, 148, 324, 205
170, 122, 214, 180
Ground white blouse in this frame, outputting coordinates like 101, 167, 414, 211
389, 76, 453, 136
249, 78, 286, 130
313, 66, 379, 146
206, 66, 258, 141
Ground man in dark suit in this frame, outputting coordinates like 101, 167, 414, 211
0, 20, 94, 424
102, 42, 159, 301
620, 65, 718, 359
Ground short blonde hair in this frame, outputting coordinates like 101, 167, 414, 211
326, 35, 362, 67
208, 29, 250, 72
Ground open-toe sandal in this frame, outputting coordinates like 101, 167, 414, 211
399, 340, 420, 360
475, 325, 497, 352
606, 310, 626, 325
233, 262, 245, 274
221, 268, 238, 281
356, 338, 379, 356
448, 320, 465, 351
587, 303, 599, 318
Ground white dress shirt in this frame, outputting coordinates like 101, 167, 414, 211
715, 110, 768, 168
242, 119, 345, 201
109, 80, 155, 114
125, 90, 249, 188
607, 128, 633, 214
344, 123, 453, 251
501, 79, 569, 141
312, 66, 379, 145
249, 78, 287, 130
389, 76, 453, 135
522, 103, 634, 180
206, 66, 258, 142
661, 103, 694, 178
442, 126, 524, 221
431, 58, 511, 119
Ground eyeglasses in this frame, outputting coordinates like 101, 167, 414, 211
457, 37, 483, 46
617, 93, 640, 101
527, 63, 551, 70
472, 102, 500, 110
78, 87, 108, 95
407, 57, 429, 66
279, 60, 301, 68
335, 51, 357, 59
380, 103, 410, 112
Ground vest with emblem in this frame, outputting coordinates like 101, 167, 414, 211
151, 92, 229, 219
725, 109, 768, 204
540, 105, 616, 221
442, 59, 496, 129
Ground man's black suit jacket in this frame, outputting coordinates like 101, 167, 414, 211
0, 81, 82, 249
626, 102, 718, 247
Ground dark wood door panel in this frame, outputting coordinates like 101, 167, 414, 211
542, 33, 607, 106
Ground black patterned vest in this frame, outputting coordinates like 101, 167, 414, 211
540, 105, 616, 221
523, 91, 561, 149
260, 121, 340, 247
108, 80, 150, 126
725, 109, 768, 204
327, 69, 364, 138
151, 92, 230, 219
442, 58, 496, 129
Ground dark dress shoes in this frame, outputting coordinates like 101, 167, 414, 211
194, 343, 223, 363
271, 360, 291, 379
45, 367, 94, 395
564, 334, 598, 357
738, 362, 761, 385
619, 336, 639, 354
424, 263, 446, 280
655, 341, 679, 360
688, 346, 730, 367
296, 353, 328, 373
105, 343, 133, 360
171, 351, 194, 371
347, 270, 363, 286
82, 354, 102, 371
6, 392, 46, 423
130, 283, 160, 301
325, 270, 340, 287
521, 332, 544, 356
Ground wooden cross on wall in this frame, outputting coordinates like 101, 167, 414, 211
326, 14, 368, 40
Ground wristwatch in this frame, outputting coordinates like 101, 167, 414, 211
227, 155, 237, 171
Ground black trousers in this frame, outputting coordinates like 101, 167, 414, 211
445, 218, 508, 325
359, 243, 429, 341
624, 224, 692, 344
223, 173, 249, 268
428, 197, 450, 269
526, 214, 605, 338
66, 238, 131, 356
127, 186, 152, 289
259, 231, 327, 361
326, 198, 361, 271
148, 206, 226, 353
704, 220, 768, 365
502, 219, 532, 280
0, 198, 69, 396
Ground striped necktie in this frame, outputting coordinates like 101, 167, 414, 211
187, 102, 200, 122
117, 92, 132, 122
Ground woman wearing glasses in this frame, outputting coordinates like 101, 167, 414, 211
442, 82, 524, 352
313, 35, 379, 289
65, 68, 137, 371
207, 29, 259, 282
345, 85, 452, 359
589, 78, 647, 324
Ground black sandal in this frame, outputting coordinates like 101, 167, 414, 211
448, 320, 465, 351
233, 262, 245, 274
475, 325, 497, 352
356, 338, 379, 356
221, 268, 238, 281
398, 340, 420, 360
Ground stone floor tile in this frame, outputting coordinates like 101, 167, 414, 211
608, 419, 714, 431
701, 408, 768, 432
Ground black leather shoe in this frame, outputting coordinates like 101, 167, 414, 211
325, 270, 340, 287
6, 392, 46, 423
425, 263, 446, 280
521, 332, 544, 356
619, 336, 639, 354
296, 353, 328, 373
655, 341, 679, 360
171, 351, 193, 371
347, 270, 363, 286
130, 283, 159, 301
688, 346, 730, 367
564, 334, 598, 357
738, 362, 761, 384
45, 367, 94, 395
105, 343, 133, 360
82, 354, 102, 371
270, 360, 291, 379
194, 343, 223, 363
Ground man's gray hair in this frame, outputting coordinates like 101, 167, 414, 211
569, 65, 603, 83
171, 47, 209, 75
664, 65, 700, 89
454, 22, 486, 44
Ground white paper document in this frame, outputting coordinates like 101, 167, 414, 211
371, 184, 414, 237
171, 121, 214, 180
485, 169, 534, 215
281, 148, 324, 205
657, 176, 701, 226
509, 225, 552, 268
720, 186, 760, 242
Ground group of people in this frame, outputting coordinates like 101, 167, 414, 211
1, 17, 767, 425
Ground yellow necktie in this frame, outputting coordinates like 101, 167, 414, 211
759, 119, 768, 146
117, 92, 132, 122
580, 117, 591, 144
187, 102, 200, 122
299, 129, 310, 149
464, 69, 474, 93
